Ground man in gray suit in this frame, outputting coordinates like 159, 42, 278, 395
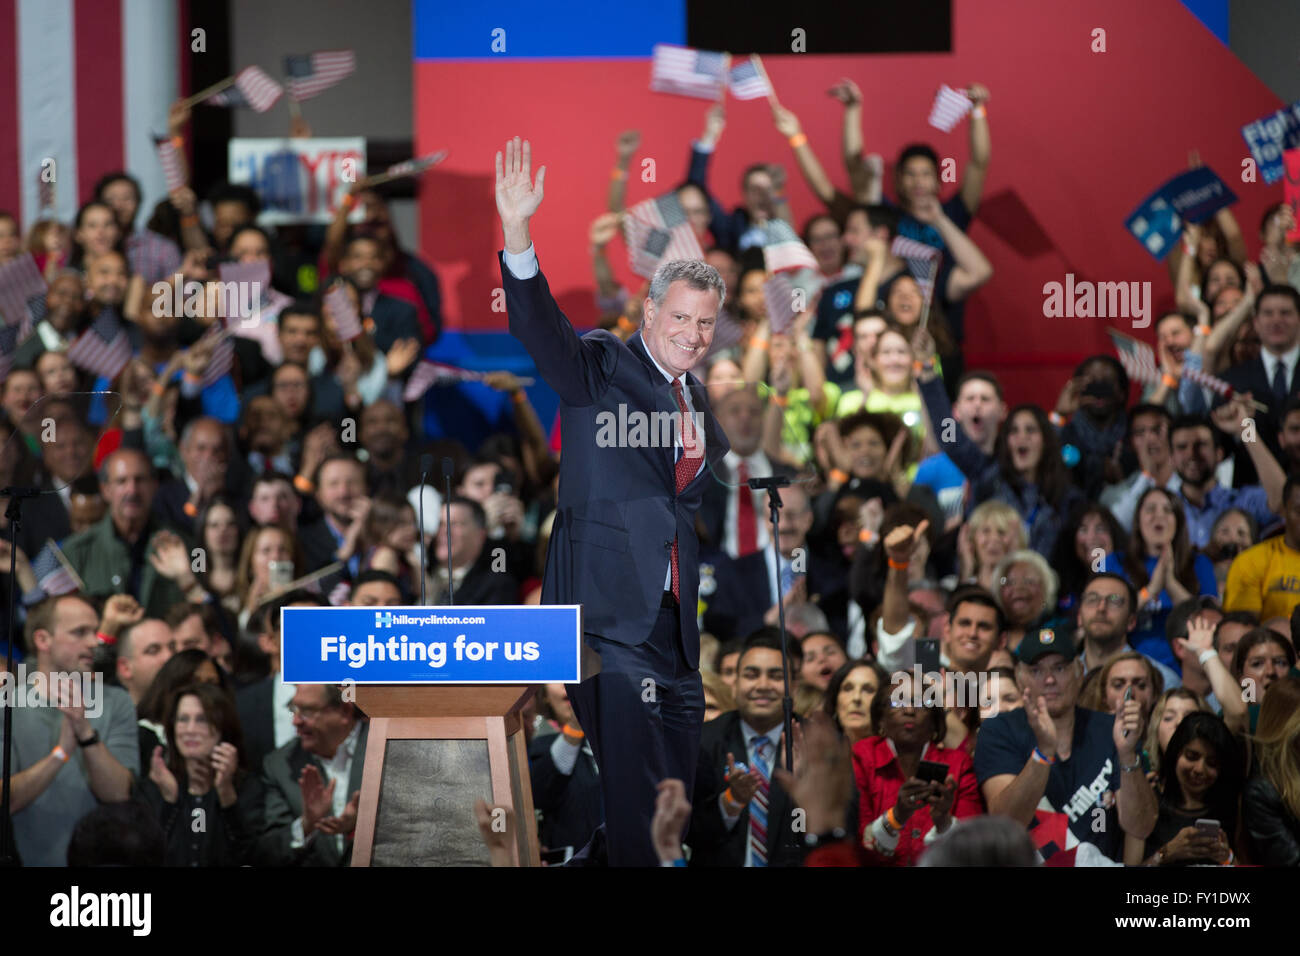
256, 683, 367, 866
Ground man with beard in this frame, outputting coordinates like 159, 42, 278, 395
61, 448, 187, 617
974, 619, 1158, 863
336, 235, 424, 351
11, 270, 86, 368
358, 399, 416, 496
1076, 573, 1180, 689
1100, 404, 1179, 532
1169, 413, 1281, 548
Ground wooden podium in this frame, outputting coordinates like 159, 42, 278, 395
350, 684, 540, 867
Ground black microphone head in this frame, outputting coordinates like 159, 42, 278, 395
441, 457, 455, 479
420, 453, 433, 476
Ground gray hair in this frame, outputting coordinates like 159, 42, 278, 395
648, 259, 726, 312
991, 548, 1059, 619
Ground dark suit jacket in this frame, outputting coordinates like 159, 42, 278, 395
704, 547, 849, 642
1219, 355, 1297, 485
527, 730, 603, 853
236, 675, 277, 773
502, 255, 729, 668
298, 518, 341, 573
369, 294, 422, 354
255, 721, 369, 867
686, 711, 801, 866
434, 546, 519, 606
697, 455, 796, 553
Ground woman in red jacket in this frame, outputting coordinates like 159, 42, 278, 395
853, 670, 985, 865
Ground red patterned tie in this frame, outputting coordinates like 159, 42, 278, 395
735, 461, 757, 556
670, 379, 699, 601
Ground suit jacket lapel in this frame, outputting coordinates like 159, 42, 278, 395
629, 332, 683, 484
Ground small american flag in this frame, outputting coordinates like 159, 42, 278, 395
707, 310, 748, 356
928, 84, 972, 133
0, 322, 19, 381
379, 150, 448, 180
207, 66, 283, 113
763, 273, 799, 335
1181, 365, 1236, 398
67, 308, 132, 381
891, 235, 942, 300
761, 220, 819, 273
200, 323, 235, 388
324, 284, 362, 342
153, 134, 185, 192
33, 540, 79, 596
0, 253, 47, 328
624, 193, 705, 279
284, 49, 356, 101
728, 56, 772, 101
650, 44, 727, 100
1106, 330, 1161, 386
20, 291, 44, 341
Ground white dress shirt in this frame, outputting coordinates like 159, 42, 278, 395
290, 720, 362, 854
722, 450, 772, 559
273, 678, 297, 750
1261, 343, 1300, 397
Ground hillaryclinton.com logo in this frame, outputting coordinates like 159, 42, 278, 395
375, 611, 394, 628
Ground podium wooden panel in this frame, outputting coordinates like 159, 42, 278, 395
351, 685, 539, 867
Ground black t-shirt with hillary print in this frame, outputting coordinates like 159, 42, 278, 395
974, 706, 1123, 862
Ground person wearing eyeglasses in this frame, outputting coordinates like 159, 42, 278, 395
973, 617, 1158, 864
255, 682, 368, 867
1076, 572, 1181, 692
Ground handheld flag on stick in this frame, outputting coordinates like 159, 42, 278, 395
728, 55, 773, 101
650, 44, 727, 100
284, 49, 356, 101
185, 66, 283, 113
928, 85, 972, 132
363, 150, 448, 188
624, 193, 705, 279
67, 309, 133, 381
761, 220, 818, 274
0, 253, 47, 328
153, 135, 186, 192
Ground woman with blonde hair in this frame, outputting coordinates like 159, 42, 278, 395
959, 500, 1028, 592
1243, 674, 1300, 865
235, 525, 307, 629
991, 549, 1058, 653
1143, 687, 1212, 777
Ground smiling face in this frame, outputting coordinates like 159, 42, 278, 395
736, 646, 788, 730
86, 252, 128, 307
1004, 410, 1044, 477
173, 693, 220, 762
35, 350, 78, 395
943, 598, 1001, 671
873, 329, 913, 390
735, 270, 767, 324
806, 216, 843, 274
1156, 314, 1193, 365
887, 276, 924, 329
1174, 737, 1219, 804
999, 561, 1045, 627
1075, 511, 1114, 565
1203, 261, 1241, 305
641, 280, 718, 378
76, 204, 120, 258
1157, 695, 1201, 753
676, 184, 711, 238
1171, 424, 1219, 487
852, 315, 887, 370
973, 516, 1018, 572
1137, 490, 1178, 553
1254, 291, 1300, 355
1241, 640, 1291, 697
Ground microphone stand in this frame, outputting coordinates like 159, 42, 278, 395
748, 474, 794, 773
1, 486, 41, 867
442, 458, 455, 606
418, 455, 431, 607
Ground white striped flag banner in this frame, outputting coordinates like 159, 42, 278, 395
20, 291, 44, 341
763, 273, 798, 335
1181, 365, 1234, 398
928, 84, 972, 133
706, 311, 748, 356
201, 323, 235, 388
650, 44, 727, 100
284, 50, 356, 101
376, 149, 449, 181
728, 56, 772, 101
0, 253, 47, 328
762, 219, 819, 273
1106, 329, 1161, 386
891, 234, 942, 300
0, 322, 19, 382
32, 540, 78, 596
67, 308, 132, 381
324, 284, 363, 342
624, 193, 705, 279
153, 135, 185, 192
207, 66, 284, 113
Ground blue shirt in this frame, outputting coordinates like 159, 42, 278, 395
914, 452, 967, 523
1103, 552, 1218, 672
1179, 484, 1275, 550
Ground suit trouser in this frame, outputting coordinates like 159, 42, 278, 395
568, 605, 703, 867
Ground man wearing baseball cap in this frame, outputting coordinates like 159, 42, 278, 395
972, 616, 1158, 864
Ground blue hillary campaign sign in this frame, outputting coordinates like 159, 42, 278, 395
1124, 167, 1237, 261
1241, 99, 1300, 185
280, 605, 582, 684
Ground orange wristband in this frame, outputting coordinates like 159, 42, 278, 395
171, 134, 184, 150
787, 133, 808, 149
1196, 325, 1212, 336
1161, 373, 1178, 388
1139, 587, 1151, 604
293, 474, 315, 495
342, 193, 357, 212
562, 724, 584, 739
752, 338, 769, 351
972, 104, 987, 119
150, 381, 166, 397
771, 394, 788, 408
858, 528, 877, 545
830, 469, 849, 484
886, 806, 903, 831
887, 557, 909, 571
183, 501, 198, 518
610, 167, 627, 181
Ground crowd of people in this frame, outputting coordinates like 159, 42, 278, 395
2, 81, 1300, 868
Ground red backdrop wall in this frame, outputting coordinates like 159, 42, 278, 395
415, 0, 1286, 409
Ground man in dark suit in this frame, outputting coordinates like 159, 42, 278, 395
687, 630, 802, 866
256, 682, 367, 867
338, 235, 425, 350
432, 496, 519, 605
497, 137, 729, 865
528, 683, 602, 859
154, 417, 249, 537
1218, 284, 1300, 482
704, 484, 849, 640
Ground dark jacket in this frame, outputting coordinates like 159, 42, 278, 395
60, 513, 187, 617
527, 730, 603, 854
138, 772, 264, 867
235, 675, 277, 774
686, 711, 802, 866
1242, 773, 1300, 867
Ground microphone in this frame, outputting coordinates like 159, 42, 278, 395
442, 457, 455, 606
418, 454, 432, 607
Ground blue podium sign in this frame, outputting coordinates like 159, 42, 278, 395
280, 605, 582, 684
